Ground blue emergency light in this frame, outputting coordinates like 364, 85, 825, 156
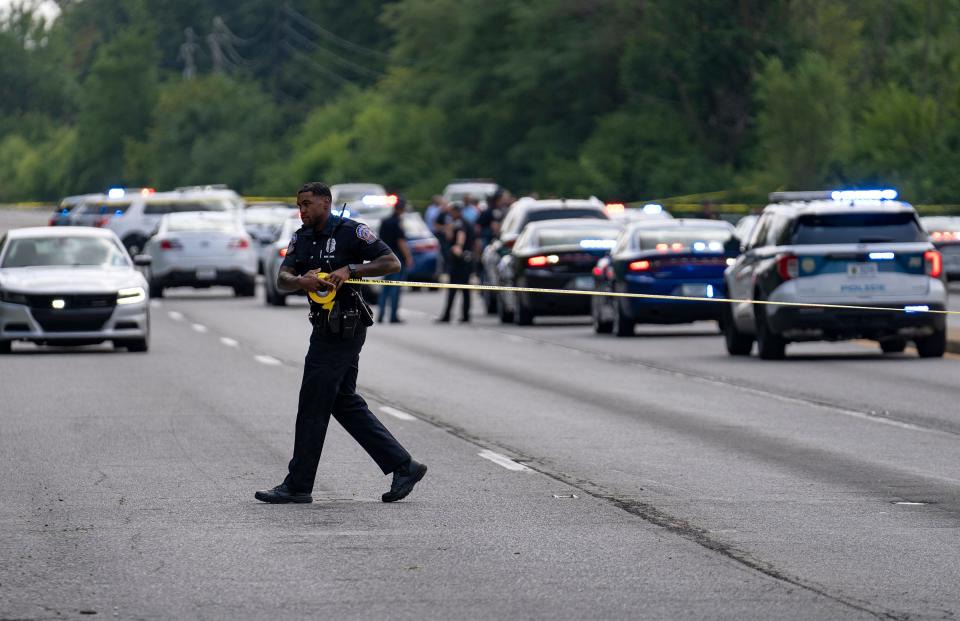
830, 189, 897, 201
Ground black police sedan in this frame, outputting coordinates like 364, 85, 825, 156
592, 219, 739, 336
496, 218, 622, 325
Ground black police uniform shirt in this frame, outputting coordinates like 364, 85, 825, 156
280, 214, 392, 303
378, 213, 406, 257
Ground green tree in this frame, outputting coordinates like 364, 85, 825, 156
127, 75, 280, 192
73, 24, 158, 191
753, 52, 849, 190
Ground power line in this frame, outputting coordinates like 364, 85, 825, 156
280, 40, 353, 87
282, 22, 384, 79
283, 2, 390, 61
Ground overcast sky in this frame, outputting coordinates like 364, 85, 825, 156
0, 0, 61, 22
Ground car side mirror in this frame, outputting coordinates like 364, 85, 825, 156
133, 254, 152, 267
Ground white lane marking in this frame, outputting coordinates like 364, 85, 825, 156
894, 501, 927, 506
192, 323, 208, 333
254, 355, 281, 366
380, 406, 417, 421
150, 300, 162, 308
220, 337, 239, 347
478, 450, 530, 472
168, 311, 183, 321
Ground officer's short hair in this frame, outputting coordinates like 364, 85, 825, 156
297, 182, 332, 199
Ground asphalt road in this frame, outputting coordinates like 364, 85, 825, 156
3, 209, 960, 620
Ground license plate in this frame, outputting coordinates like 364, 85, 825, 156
847, 263, 878, 278
571, 276, 594, 290
680, 283, 711, 297
196, 268, 217, 280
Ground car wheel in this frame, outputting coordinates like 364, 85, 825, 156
515, 297, 534, 326
234, 280, 256, 297
123, 234, 148, 256
754, 304, 786, 360
0, 340, 11, 354
722, 304, 753, 356
592, 299, 613, 334
116, 337, 148, 352
879, 338, 907, 354
915, 329, 946, 358
612, 300, 634, 337
497, 292, 514, 324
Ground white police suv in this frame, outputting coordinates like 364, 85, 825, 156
723, 190, 947, 359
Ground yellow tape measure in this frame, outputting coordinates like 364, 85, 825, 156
307, 272, 337, 310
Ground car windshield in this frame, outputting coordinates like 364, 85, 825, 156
447, 184, 497, 202
791, 212, 924, 244
143, 199, 231, 215
536, 228, 619, 248
84, 202, 132, 215
336, 188, 385, 203
922, 217, 960, 232
636, 227, 733, 251
3, 236, 129, 268
524, 209, 605, 227
243, 208, 293, 225
167, 217, 238, 233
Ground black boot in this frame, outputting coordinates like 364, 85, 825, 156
382, 459, 427, 503
255, 483, 313, 504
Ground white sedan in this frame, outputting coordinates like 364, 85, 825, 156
0, 227, 150, 353
143, 212, 257, 298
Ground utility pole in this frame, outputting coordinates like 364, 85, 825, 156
178, 27, 198, 79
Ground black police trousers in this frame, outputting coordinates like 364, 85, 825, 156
284, 327, 410, 493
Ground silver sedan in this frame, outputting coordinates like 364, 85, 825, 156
0, 227, 151, 353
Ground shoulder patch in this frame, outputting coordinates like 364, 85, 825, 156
356, 224, 377, 244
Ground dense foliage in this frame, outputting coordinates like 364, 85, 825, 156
2, 0, 960, 203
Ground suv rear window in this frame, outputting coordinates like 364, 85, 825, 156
791, 212, 924, 245
523, 208, 605, 227
144, 200, 230, 215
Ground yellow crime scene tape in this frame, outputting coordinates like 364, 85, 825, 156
302, 275, 960, 316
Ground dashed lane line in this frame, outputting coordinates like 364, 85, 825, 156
478, 449, 530, 472
192, 323, 208, 333
167, 311, 183, 321
254, 355, 281, 366
220, 337, 239, 347
380, 406, 417, 421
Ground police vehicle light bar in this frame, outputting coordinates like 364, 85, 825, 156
107, 187, 125, 199
768, 189, 898, 203
831, 189, 897, 201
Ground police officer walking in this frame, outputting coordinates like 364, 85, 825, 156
256, 182, 427, 504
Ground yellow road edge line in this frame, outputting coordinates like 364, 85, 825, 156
345, 279, 960, 316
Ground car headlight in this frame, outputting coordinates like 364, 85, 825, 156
0, 290, 28, 305
117, 286, 146, 305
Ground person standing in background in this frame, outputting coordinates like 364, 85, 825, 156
377, 196, 414, 324
436, 203, 479, 323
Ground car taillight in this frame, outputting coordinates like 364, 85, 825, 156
528, 255, 549, 267
279, 247, 288, 257
159, 239, 182, 250
925, 250, 942, 277
592, 265, 603, 277
49, 217, 57, 226
931, 231, 958, 242
229, 238, 250, 249
629, 260, 651, 271
777, 254, 799, 280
